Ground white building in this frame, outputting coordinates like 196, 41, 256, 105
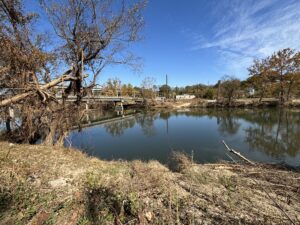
175, 94, 196, 100
248, 88, 255, 96
155, 96, 166, 101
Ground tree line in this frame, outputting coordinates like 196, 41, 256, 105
101, 48, 300, 104
118, 48, 299, 104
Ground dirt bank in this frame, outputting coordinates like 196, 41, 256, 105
0, 142, 299, 224
149, 98, 300, 109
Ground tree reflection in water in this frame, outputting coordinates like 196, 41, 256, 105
244, 109, 300, 158
104, 117, 136, 137
104, 112, 158, 137
136, 112, 158, 137
157, 108, 300, 158
99, 108, 300, 159
215, 110, 241, 135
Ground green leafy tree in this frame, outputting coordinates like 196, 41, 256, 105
203, 88, 215, 99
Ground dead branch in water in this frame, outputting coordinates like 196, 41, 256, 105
222, 140, 297, 225
222, 140, 255, 165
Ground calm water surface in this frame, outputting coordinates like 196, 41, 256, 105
68, 108, 300, 166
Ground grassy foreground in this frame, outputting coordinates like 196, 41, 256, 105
0, 142, 299, 225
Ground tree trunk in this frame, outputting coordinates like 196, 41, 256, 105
259, 95, 263, 103
279, 75, 285, 105
228, 95, 232, 106
5, 117, 11, 132
286, 82, 293, 102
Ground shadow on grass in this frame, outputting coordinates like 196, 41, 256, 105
0, 190, 12, 215
85, 187, 138, 224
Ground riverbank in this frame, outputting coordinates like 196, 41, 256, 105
150, 98, 300, 109
0, 142, 299, 225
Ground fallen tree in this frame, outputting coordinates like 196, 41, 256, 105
0, 71, 75, 107
0, 0, 146, 145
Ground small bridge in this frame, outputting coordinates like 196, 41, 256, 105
56, 95, 144, 104
56, 95, 144, 115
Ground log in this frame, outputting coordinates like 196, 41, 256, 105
0, 71, 75, 107
222, 140, 255, 165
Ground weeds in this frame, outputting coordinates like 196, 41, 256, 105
0, 142, 299, 225
77, 216, 90, 225
218, 175, 237, 192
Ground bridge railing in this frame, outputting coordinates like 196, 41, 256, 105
55, 95, 144, 102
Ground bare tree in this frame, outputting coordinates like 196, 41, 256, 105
248, 58, 271, 102
0, 0, 146, 145
248, 48, 300, 103
285, 51, 300, 101
220, 75, 241, 106
103, 78, 121, 96
141, 77, 156, 99
269, 48, 295, 104
40, 0, 145, 101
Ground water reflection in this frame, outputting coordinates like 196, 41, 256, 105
69, 108, 300, 165
104, 117, 136, 137
136, 112, 157, 137
100, 112, 158, 137
243, 109, 300, 158
216, 110, 241, 135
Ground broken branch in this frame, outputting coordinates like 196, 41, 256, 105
0, 72, 75, 107
222, 140, 255, 165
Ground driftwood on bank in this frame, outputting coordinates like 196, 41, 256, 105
222, 140, 297, 225
222, 140, 255, 165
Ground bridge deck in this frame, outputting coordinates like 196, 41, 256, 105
55, 95, 144, 103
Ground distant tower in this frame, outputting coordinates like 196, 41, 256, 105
165, 74, 169, 99
166, 74, 168, 86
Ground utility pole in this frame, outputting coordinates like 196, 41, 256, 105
217, 80, 221, 102
166, 74, 169, 98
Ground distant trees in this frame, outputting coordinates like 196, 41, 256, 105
183, 84, 207, 97
121, 84, 134, 96
136, 48, 300, 104
141, 77, 156, 99
159, 84, 171, 98
103, 78, 121, 96
248, 58, 271, 102
248, 48, 300, 104
220, 76, 241, 105
134, 48, 300, 104
270, 49, 296, 104
203, 88, 215, 99
101, 79, 136, 97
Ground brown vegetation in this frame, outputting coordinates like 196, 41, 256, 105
0, 0, 145, 145
0, 142, 299, 225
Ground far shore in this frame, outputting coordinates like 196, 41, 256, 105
150, 98, 300, 109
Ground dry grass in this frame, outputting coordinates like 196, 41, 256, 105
0, 142, 299, 225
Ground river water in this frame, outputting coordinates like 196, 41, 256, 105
68, 108, 300, 166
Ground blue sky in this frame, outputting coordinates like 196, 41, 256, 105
25, 0, 300, 87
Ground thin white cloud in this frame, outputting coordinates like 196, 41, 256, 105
190, 0, 300, 77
